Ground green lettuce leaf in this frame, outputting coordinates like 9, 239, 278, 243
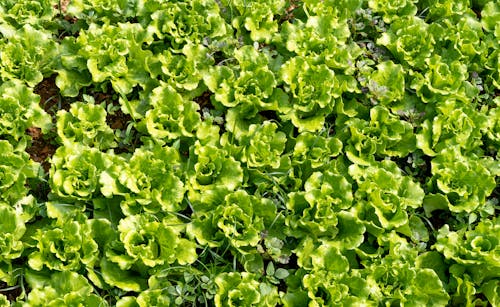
0, 202, 26, 285
368, 0, 417, 23
280, 8, 351, 57
56, 100, 116, 150
430, 146, 497, 213
24, 271, 108, 306
0, 141, 40, 204
0, 79, 51, 144
367, 61, 405, 105
224, 0, 285, 43
481, 2, 500, 35
67, 0, 140, 23
55, 36, 93, 97
117, 143, 185, 215
338, 106, 416, 165
377, 16, 434, 68
71, 22, 154, 95
187, 141, 243, 205
292, 131, 342, 171
153, 43, 214, 92
144, 0, 231, 49
28, 208, 99, 272
349, 160, 425, 231
434, 216, 500, 282
279, 56, 340, 132
292, 171, 353, 238
50, 144, 109, 201
419, 0, 475, 20
0, 0, 55, 28
116, 213, 197, 268
0, 25, 58, 86
226, 121, 286, 169
214, 272, 280, 306
416, 99, 488, 156
410, 55, 477, 103
143, 82, 201, 143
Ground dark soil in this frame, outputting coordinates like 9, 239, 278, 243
194, 90, 214, 112
27, 75, 65, 172
25, 127, 57, 173
106, 108, 132, 130
28, 75, 138, 166
0, 281, 23, 302
33, 74, 70, 117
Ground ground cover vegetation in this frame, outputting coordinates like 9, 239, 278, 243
0, 0, 499, 305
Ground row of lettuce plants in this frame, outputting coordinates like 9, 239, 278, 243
0, 0, 499, 306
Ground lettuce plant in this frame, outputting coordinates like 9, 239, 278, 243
0, 79, 51, 145
292, 131, 343, 171
222, 121, 287, 169
56, 100, 116, 150
285, 170, 354, 240
115, 213, 197, 268
23, 271, 107, 306
214, 272, 280, 306
366, 61, 405, 105
232, 68, 277, 109
484, 100, 500, 149
434, 216, 499, 304
0, 0, 55, 28
144, 0, 231, 50
377, 16, 435, 69
0, 202, 25, 285
410, 55, 477, 103
294, 233, 450, 306
301, 0, 363, 16
0, 25, 58, 87
222, 0, 285, 43
280, 2, 362, 74
301, 269, 370, 306
205, 46, 279, 113
435, 16, 486, 64
360, 233, 450, 306
279, 56, 340, 132
59, 22, 154, 96
481, 2, 500, 36
304, 170, 354, 212
153, 43, 214, 93
187, 141, 243, 206
49, 144, 110, 201
434, 217, 499, 280
144, 82, 201, 143
417, 99, 488, 156
337, 106, 416, 165
280, 9, 351, 57
189, 190, 277, 253
28, 209, 99, 272
349, 160, 425, 231
484, 48, 500, 91
214, 191, 270, 250
55, 37, 94, 97
294, 236, 400, 305
296, 240, 362, 305
66, 0, 140, 22
368, 0, 417, 23
0, 141, 40, 204
420, 0, 473, 20
430, 146, 497, 213
116, 143, 185, 215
